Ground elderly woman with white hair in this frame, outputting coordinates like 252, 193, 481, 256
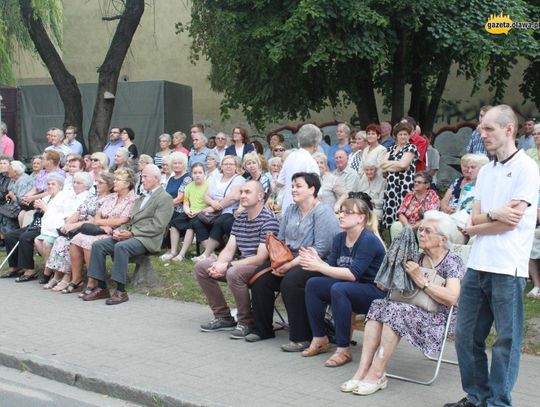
35, 173, 92, 282
340, 211, 466, 396
357, 157, 386, 220
42, 172, 115, 292
160, 152, 192, 259
112, 147, 132, 172
313, 153, 348, 212
0, 160, 34, 238
2, 173, 69, 282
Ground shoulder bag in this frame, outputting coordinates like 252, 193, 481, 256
388, 255, 446, 313
265, 232, 294, 269
197, 175, 238, 225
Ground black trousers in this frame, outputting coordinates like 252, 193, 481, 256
5, 227, 40, 270
191, 213, 234, 242
251, 262, 322, 342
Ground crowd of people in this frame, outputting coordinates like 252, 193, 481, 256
0, 103, 538, 406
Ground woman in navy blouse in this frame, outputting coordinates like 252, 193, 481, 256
300, 192, 386, 367
224, 127, 254, 159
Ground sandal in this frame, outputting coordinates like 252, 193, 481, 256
171, 254, 184, 262
79, 287, 94, 298
38, 273, 52, 284
15, 273, 38, 283
324, 350, 352, 368
52, 280, 70, 292
43, 278, 61, 289
302, 339, 330, 357
62, 280, 84, 294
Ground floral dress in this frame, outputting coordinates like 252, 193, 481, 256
382, 143, 419, 228
70, 190, 137, 250
366, 251, 465, 354
396, 189, 441, 227
45, 194, 107, 273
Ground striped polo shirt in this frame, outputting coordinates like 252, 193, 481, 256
231, 207, 280, 258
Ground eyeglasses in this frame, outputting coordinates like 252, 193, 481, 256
273, 148, 285, 152
338, 209, 362, 216
215, 137, 226, 141
414, 180, 428, 184
418, 226, 444, 237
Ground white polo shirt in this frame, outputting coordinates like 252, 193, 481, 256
277, 148, 320, 211
467, 149, 539, 277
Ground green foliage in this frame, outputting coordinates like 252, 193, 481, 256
181, 0, 538, 128
0, 0, 63, 84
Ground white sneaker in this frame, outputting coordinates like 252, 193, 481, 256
171, 254, 184, 262
160, 253, 176, 261
527, 286, 540, 298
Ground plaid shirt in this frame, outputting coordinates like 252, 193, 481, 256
466, 129, 489, 155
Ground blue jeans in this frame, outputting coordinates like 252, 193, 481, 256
455, 269, 526, 407
305, 277, 385, 347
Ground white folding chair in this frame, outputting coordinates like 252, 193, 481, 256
386, 305, 458, 385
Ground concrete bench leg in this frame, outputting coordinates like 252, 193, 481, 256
131, 256, 160, 288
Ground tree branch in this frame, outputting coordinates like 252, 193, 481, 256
102, 15, 123, 21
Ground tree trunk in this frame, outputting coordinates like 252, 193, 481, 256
423, 62, 451, 133
349, 60, 379, 127
408, 35, 424, 121
19, 0, 84, 148
391, 21, 407, 124
87, 0, 145, 152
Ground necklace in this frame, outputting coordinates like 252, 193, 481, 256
297, 200, 318, 225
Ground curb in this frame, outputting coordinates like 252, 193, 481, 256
0, 347, 211, 407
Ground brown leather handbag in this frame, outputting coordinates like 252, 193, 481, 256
265, 232, 293, 269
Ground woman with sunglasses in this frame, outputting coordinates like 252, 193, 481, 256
264, 133, 284, 159
272, 144, 286, 159
300, 193, 386, 367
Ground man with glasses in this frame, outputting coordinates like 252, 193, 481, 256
103, 127, 123, 169
212, 131, 228, 162
64, 126, 83, 156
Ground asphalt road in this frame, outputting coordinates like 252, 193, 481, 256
0, 365, 138, 407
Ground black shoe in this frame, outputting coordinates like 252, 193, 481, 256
443, 397, 479, 407
39, 274, 52, 284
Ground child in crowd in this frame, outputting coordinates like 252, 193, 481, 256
162, 163, 208, 262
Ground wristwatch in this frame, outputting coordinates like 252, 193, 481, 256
486, 211, 494, 222
227, 262, 233, 269
422, 280, 430, 291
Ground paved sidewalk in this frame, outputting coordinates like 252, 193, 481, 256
0, 279, 538, 407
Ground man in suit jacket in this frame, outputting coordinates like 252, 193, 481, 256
83, 164, 174, 305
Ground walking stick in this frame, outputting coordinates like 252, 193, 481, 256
0, 241, 19, 271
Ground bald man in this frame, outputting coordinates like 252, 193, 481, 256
195, 180, 279, 339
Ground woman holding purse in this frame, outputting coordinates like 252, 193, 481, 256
247, 172, 340, 349
340, 210, 465, 396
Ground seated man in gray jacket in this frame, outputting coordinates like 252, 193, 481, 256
82, 164, 174, 305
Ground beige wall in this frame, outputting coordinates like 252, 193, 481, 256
13, 1, 538, 138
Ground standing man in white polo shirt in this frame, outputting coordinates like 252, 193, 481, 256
445, 105, 539, 407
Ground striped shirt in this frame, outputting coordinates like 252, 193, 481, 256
231, 207, 280, 258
